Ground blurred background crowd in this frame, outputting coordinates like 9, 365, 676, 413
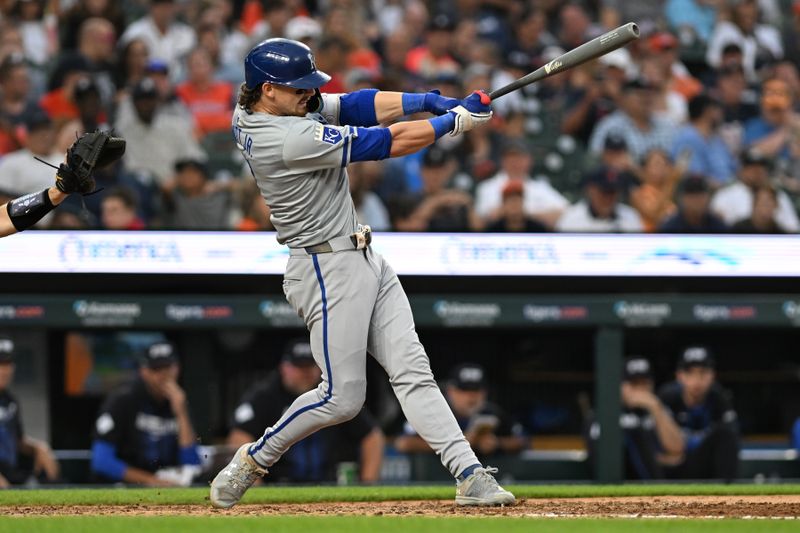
1, 0, 800, 234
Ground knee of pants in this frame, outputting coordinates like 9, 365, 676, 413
328, 381, 367, 423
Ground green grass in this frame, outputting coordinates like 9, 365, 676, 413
0, 517, 796, 533
0, 484, 797, 506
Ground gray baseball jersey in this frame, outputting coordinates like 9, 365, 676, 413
233, 94, 480, 480
232, 95, 358, 247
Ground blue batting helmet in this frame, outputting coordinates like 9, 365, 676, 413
244, 38, 331, 90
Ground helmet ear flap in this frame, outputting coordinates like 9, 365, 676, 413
307, 88, 322, 113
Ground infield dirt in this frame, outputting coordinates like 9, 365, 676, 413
2, 495, 799, 519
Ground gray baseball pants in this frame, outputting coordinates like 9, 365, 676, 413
247, 245, 479, 477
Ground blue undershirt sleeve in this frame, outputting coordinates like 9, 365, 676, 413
179, 444, 202, 466
90, 440, 128, 481
349, 127, 392, 162
338, 89, 379, 126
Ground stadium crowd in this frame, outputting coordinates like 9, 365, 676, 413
0, 0, 799, 233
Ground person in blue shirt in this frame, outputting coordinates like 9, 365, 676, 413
658, 346, 739, 481
671, 94, 738, 186
0, 336, 60, 487
743, 77, 800, 168
90, 340, 201, 486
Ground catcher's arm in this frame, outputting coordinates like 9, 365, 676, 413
1, 186, 68, 238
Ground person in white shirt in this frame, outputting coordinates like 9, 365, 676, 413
0, 112, 62, 198
710, 149, 799, 232
474, 139, 568, 228
557, 166, 644, 233
119, 0, 196, 80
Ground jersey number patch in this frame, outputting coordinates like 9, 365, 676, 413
315, 125, 342, 145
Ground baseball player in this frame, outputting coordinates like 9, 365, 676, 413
211, 38, 513, 507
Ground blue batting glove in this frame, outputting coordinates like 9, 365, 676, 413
423, 90, 461, 116
461, 90, 492, 113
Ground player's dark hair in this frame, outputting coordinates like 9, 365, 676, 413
238, 82, 262, 112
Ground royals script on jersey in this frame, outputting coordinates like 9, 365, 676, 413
232, 95, 360, 247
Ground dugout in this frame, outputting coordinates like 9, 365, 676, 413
1, 231, 799, 484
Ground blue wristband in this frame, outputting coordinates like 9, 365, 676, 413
402, 93, 427, 115
428, 113, 455, 139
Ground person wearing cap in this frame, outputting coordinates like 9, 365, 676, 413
0, 336, 60, 487
226, 339, 384, 484
90, 340, 201, 486
485, 179, 549, 233
671, 94, 738, 187
55, 76, 110, 154
394, 146, 482, 232
475, 139, 568, 228
659, 173, 729, 233
119, 0, 196, 80
0, 54, 42, 155
556, 165, 643, 232
589, 78, 676, 162
587, 357, 684, 480
710, 148, 799, 231
0, 110, 61, 199
161, 158, 232, 230
404, 12, 460, 79
657, 346, 740, 480
706, 0, 783, 82
395, 363, 526, 461
114, 76, 206, 187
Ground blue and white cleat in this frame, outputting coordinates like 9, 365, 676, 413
455, 466, 516, 506
210, 443, 267, 509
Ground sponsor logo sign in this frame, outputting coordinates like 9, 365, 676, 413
523, 305, 588, 323
0, 305, 45, 320
614, 301, 671, 326
693, 304, 756, 322
433, 300, 501, 326
165, 304, 233, 322
783, 301, 800, 325
259, 301, 304, 327
73, 300, 141, 326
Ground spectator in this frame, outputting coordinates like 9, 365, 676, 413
658, 346, 740, 481
639, 54, 688, 125
631, 149, 680, 232
392, 147, 481, 232
485, 180, 549, 233
55, 76, 110, 153
14, 0, 52, 69
59, 0, 126, 52
175, 48, 234, 137
91, 341, 202, 486
731, 185, 786, 233
101, 187, 145, 231
711, 149, 800, 231
558, 3, 601, 50
648, 30, 703, 100
196, 23, 244, 85
0, 111, 61, 198
561, 51, 626, 145
39, 58, 91, 123
349, 161, 391, 232
236, 181, 273, 231
782, 1, 800, 67
589, 78, 675, 162
706, 0, 783, 82
114, 38, 150, 95
49, 17, 117, 108
161, 159, 231, 230
0, 54, 41, 155
0, 336, 60, 487
671, 94, 738, 187
404, 12, 459, 79
316, 36, 352, 94
475, 139, 569, 228
600, 0, 666, 29
588, 357, 684, 480
115, 77, 205, 187
227, 339, 384, 484
743, 77, 800, 174
659, 174, 729, 233
394, 363, 526, 462
665, 0, 719, 46
600, 134, 637, 175
712, 63, 759, 155
556, 166, 644, 232
509, 7, 557, 60
120, 0, 197, 80
249, 0, 293, 42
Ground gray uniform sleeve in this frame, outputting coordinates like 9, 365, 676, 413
282, 120, 356, 173
319, 93, 343, 126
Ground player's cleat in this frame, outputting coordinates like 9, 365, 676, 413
210, 443, 267, 509
455, 466, 516, 506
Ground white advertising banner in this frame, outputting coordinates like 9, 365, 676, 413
0, 231, 798, 277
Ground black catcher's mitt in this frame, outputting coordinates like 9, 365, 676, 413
56, 131, 126, 194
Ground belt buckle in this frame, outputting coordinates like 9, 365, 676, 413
351, 225, 372, 250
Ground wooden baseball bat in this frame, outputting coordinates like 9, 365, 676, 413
489, 22, 640, 100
